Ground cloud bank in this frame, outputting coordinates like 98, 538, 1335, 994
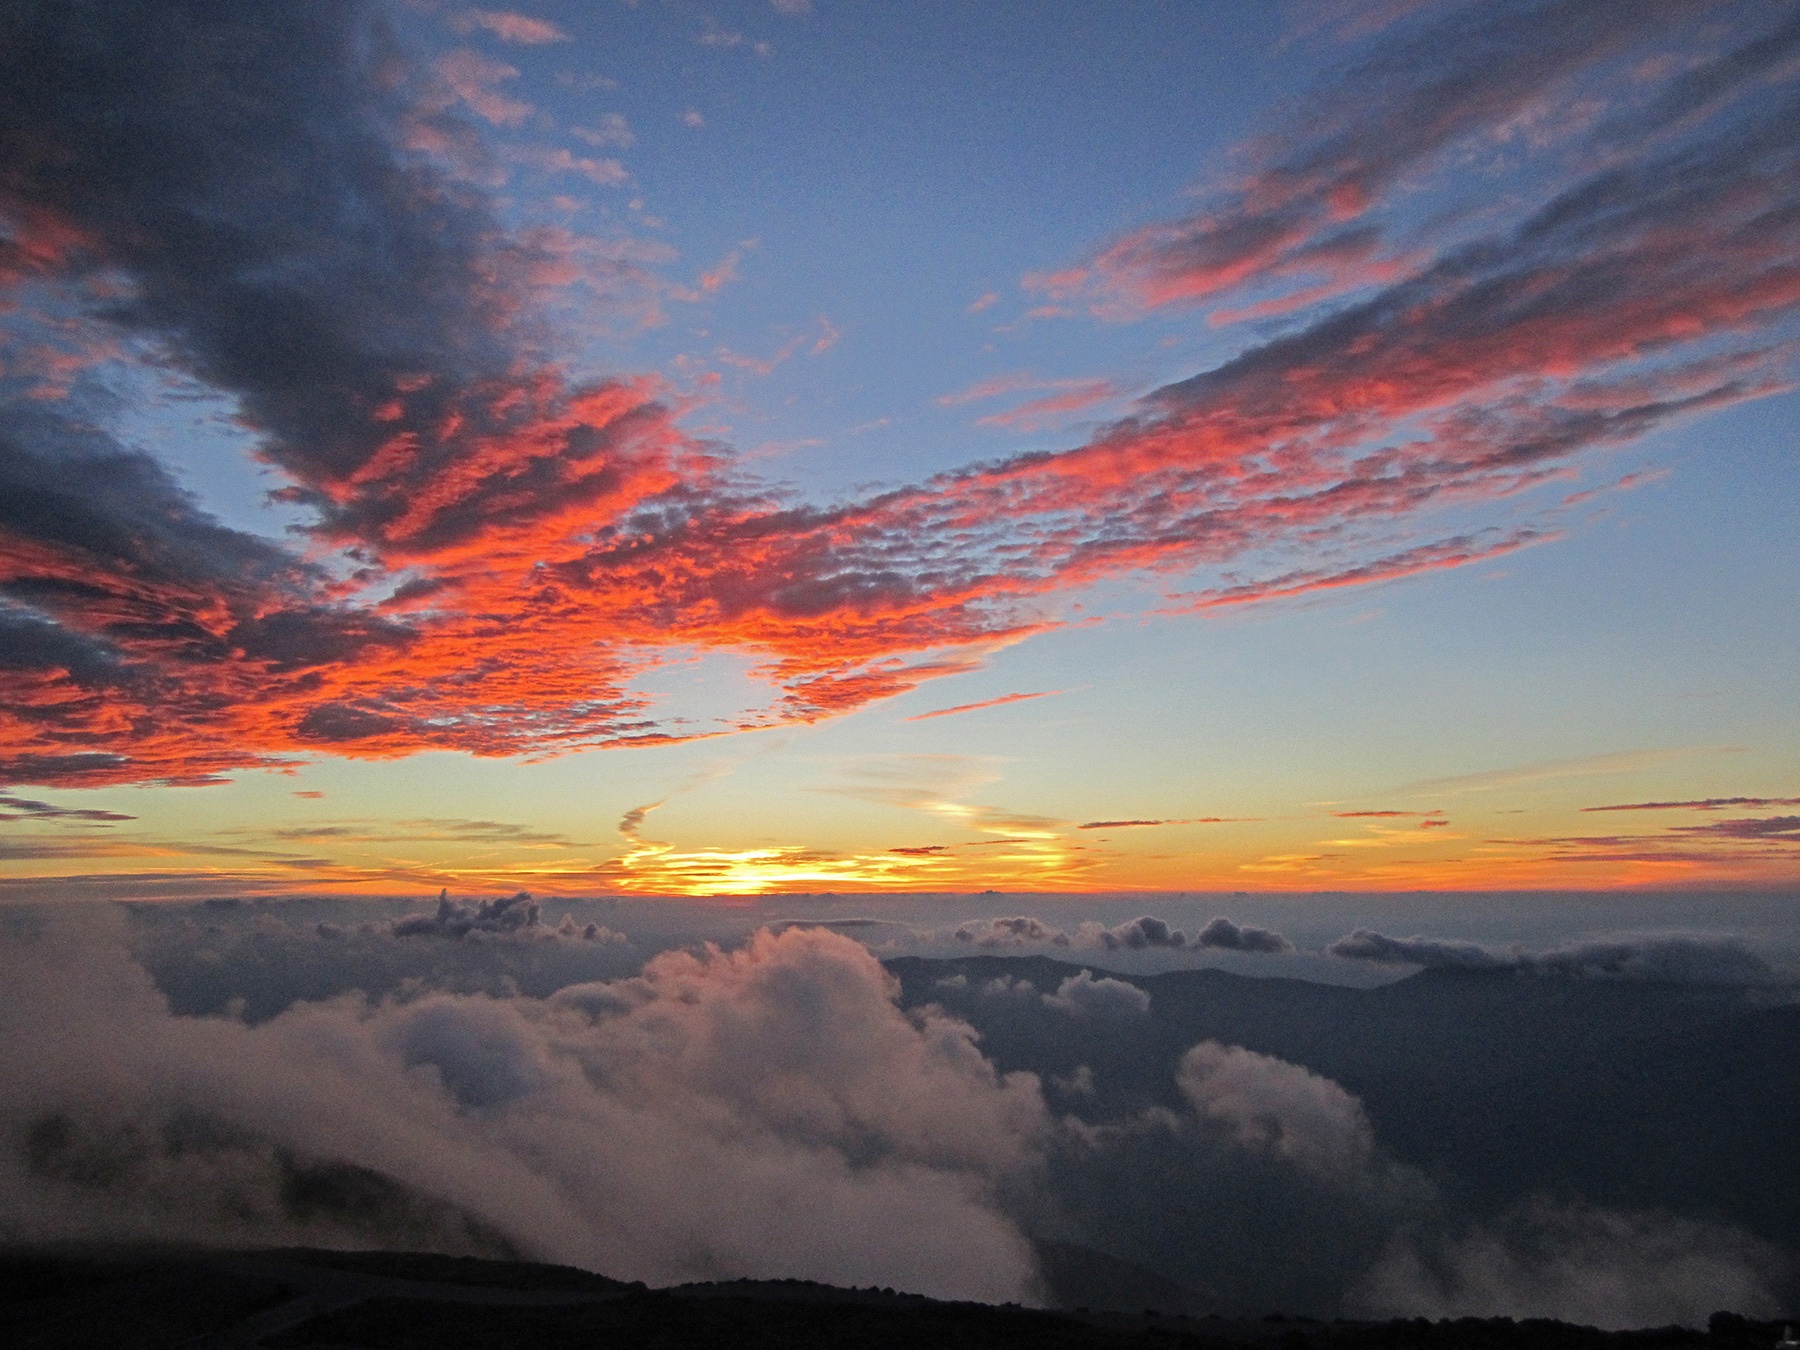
0, 919, 1046, 1301
952, 913, 1294, 956
0, 916, 1787, 1322
1326, 929, 1772, 982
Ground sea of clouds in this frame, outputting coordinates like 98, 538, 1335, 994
0, 901, 1792, 1324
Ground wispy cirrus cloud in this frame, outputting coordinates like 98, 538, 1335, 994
974, 381, 1124, 432
1583, 796, 1800, 812
1671, 815, 1800, 843
935, 372, 1056, 407
1076, 817, 1252, 830
937, 373, 1127, 425
1404, 747, 1747, 797
902, 691, 1059, 722
0, 792, 134, 823
1164, 530, 1555, 613
257, 818, 582, 847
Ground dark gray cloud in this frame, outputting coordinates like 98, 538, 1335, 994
392, 890, 542, 940
0, 0, 504, 549
381, 890, 622, 945
0, 604, 119, 683
0, 838, 135, 861
1091, 915, 1188, 951
1583, 798, 1800, 812
1193, 916, 1294, 954
0, 792, 133, 823
1041, 969, 1150, 1020
0, 406, 307, 597
953, 915, 1073, 948
1328, 929, 1772, 982
1528, 936, 1772, 983
1326, 929, 1511, 970
947, 913, 1294, 959
1672, 815, 1800, 843
1603, 7, 1800, 142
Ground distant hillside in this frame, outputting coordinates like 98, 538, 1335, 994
886, 956, 1800, 1245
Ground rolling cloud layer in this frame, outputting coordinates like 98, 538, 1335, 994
1326, 929, 1774, 982
953, 913, 1295, 955
0, 0, 1796, 788
1, 915, 1791, 1321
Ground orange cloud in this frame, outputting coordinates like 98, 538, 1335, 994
903, 691, 1059, 722
1076, 817, 1250, 830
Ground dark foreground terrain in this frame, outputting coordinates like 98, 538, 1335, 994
1, 1247, 1793, 1350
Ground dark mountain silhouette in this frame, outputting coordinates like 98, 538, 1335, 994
2, 1246, 1794, 1350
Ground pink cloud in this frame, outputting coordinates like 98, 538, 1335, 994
936, 372, 1046, 407
810, 317, 841, 355
434, 49, 532, 127
514, 146, 630, 186
699, 250, 743, 293
974, 381, 1123, 431
448, 9, 569, 44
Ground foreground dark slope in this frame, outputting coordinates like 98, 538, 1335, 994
885, 957, 1800, 1245
3, 1247, 1794, 1350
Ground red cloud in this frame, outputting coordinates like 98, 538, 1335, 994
2, 2, 1798, 792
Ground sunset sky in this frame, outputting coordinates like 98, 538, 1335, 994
2, 0, 1797, 899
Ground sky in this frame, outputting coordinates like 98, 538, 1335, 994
2, 0, 1799, 900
